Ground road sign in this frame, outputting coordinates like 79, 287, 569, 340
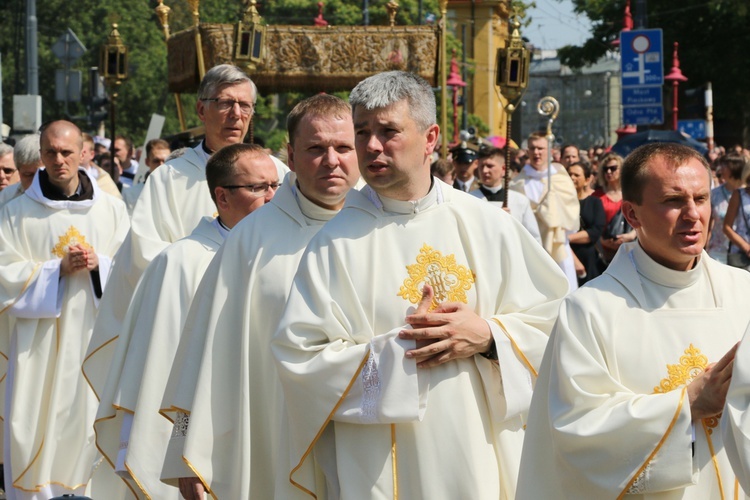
55, 69, 81, 102
678, 119, 707, 139
623, 106, 665, 126
621, 29, 664, 86
622, 86, 662, 106
52, 28, 86, 64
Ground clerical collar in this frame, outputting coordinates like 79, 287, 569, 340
366, 178, 442, 215
38, 169, 93, 201
213, 216, 231, 239
630, 242, 702, 289
522, 164, 557, 179
481, 183, 503, 194
293, 182, 339, 222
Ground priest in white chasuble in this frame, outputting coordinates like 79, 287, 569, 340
510, 130, 580, 292
84, 64, 289, 399
0, 120, 129, 499
90, 144, 279, 499
517, 143, 750, 500
272, 72, 569, 500
158, 94, 360, 500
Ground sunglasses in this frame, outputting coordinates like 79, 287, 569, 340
603, 166, 619, 173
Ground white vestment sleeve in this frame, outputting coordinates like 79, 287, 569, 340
10, 259, 63, 318
336, 328, 427, 424
721, 321, 750, 493
487, 319, 533, 420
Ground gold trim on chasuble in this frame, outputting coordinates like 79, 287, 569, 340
398, 244, 475, 310
51, 226, 93, 258
620, 344, 725, 498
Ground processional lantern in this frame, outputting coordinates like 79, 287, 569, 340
100, 23, 129, 84
495, 16, 530, 106
494, 14, 530, 208
235, 0, 267, 69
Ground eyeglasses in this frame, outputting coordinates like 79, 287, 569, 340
603, 165, 619, 173
202, 98, 254, 116
0, 167, 16, 176
222, 182, 281, 195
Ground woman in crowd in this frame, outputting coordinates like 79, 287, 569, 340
708, 154, 746, 263
593, 152, 636, 264
722, 154, 750, 270
566, 161, 606, 286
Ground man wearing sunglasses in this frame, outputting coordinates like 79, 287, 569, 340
85, 65, 289, 414
0, 143, 17, 192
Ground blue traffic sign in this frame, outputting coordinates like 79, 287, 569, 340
620, 29, 664, 86
623, 106, 665, 126
678, 119, 707, 139
622, 86, 662, 106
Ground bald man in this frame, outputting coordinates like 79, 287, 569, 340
0, 120, 129, 498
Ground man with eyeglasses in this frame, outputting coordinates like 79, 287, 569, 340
90, 143, 277, 498
158, 93, 360, 500
0, 143, 17, 192
84, 64, 289, 410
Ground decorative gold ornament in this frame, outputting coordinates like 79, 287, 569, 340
386, 1, 400, 27
155, 0, 171, 40
52, 226, 93, 258
398, 244, 475, 310
653, 344, 718, 431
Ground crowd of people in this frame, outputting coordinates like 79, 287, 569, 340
1, 64, 750, 500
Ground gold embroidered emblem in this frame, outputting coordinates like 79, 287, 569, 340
653, 344, 718, 432
51, 226, 93, 258
398, 244, 475, 310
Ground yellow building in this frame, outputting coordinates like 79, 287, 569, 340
448, 0, 510, 138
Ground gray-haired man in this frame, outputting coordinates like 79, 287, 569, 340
272, 71, 568, 499
84, 64, 288, 434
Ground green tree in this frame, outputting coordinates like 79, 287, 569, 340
555, 0, 750, 145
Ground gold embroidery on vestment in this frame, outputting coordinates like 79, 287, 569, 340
653, 344, 718, 431
51, 226, 93, 258
398, 244, 475, 310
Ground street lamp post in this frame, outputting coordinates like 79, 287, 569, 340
100, 23, 128, 180
664, 42, 687, 131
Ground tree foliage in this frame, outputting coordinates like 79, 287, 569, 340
1, 0, 466, 147
556, 0, 750, 143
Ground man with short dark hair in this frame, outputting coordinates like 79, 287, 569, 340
121, 138, 172, 214
92, 143, 277, 498
0, 120, 129, 498
273, 72, 568, 499
470, 146, 540, 243
560, 143, 580, 168
519, 142, 750, 499
82, 132, 121, 199
158, 93, 360, 500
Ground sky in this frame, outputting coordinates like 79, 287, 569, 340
523, 0, 594, 50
